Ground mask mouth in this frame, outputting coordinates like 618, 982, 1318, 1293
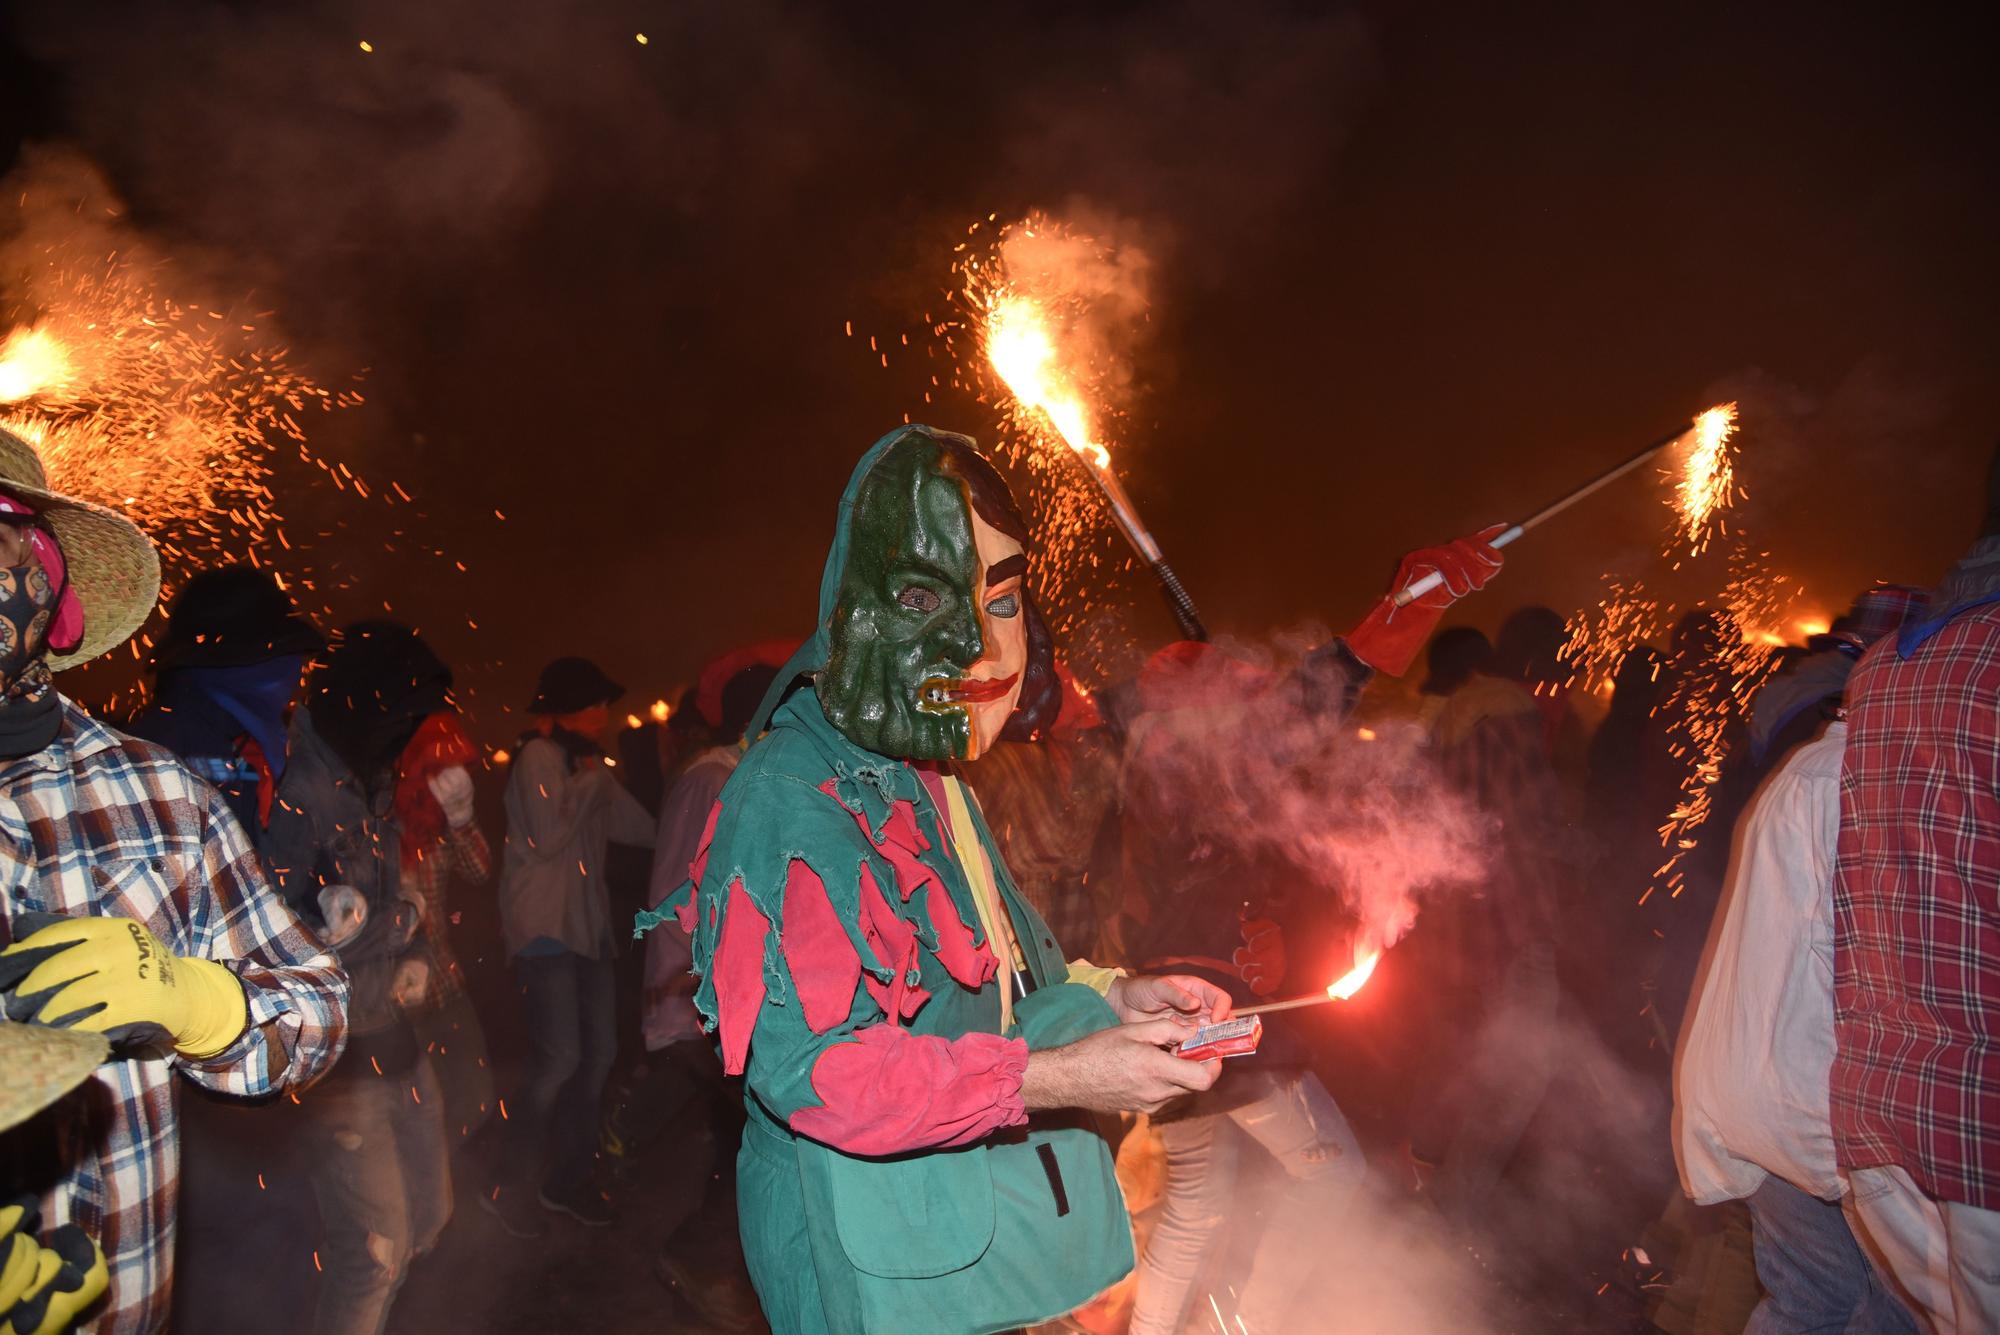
919, 672, 1018, 710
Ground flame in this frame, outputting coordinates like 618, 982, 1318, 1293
1671, 402, 1739, 555
649, 698, 671, 724
984, 292, 1109, 469
0, 327, 75, 403
625, 713, 643, 730
1326, 947, 1382, 1001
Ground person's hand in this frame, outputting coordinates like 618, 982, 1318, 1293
1232, 910, 1286, 998
426, 765, 476, 829
316, 885, 368, 949
1022, 1018, 1222, 1115
0, 915, 248, 1060
1343, 524, 1507, 677
1107, 973, 1234, 1025
0, 1197, 107, 1335
390, 957, 432, 1011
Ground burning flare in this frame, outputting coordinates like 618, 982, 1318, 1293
984, 293, 1109, 469
1327, 947, 1382, 1001
1671, 402, 1739, 556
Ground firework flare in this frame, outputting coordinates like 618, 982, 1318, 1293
1667, 401, 1740, 558
0, 214, 365, 661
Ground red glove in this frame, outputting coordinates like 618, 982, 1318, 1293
1342, 524, 1507, 677
1232, 907, 1286, 998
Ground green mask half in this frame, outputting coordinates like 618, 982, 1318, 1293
817, 431, 990, 760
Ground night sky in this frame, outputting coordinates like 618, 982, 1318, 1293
3, 1, 1994, 737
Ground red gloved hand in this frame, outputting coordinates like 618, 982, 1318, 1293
1342, 524, 1507, 677
1231, 908, 1286, 998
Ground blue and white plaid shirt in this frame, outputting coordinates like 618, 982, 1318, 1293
1, 701, 349, 1333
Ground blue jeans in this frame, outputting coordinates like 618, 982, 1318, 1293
1745, 1177, 1918, 1335
1129, 1072, 1367, 1335
506, 950, 617, 1195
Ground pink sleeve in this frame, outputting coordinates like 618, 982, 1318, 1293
789, 1025, 1030, 1156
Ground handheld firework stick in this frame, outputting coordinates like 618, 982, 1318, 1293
982, 283, 1210, 642
1234, 946, 1384, 1017
1390, 417, 1710, 608
1073, 449, 1208, 642
1175, 1015, 1263, 1060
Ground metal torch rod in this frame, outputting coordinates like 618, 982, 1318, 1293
1390, 421, 1698, 607
1080, 453, 1209, 642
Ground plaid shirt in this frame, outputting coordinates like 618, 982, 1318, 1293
1832, 605, 2000, 1210
0, 702, 349, 1333
401, 822, 492, 1002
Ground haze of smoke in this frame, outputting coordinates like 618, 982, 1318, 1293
1122, 631, 1489, 952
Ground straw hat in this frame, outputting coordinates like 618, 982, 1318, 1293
0, 424, 161, 671
0, 1023, 108, 1134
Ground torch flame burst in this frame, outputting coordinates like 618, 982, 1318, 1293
984, 293, 1109, 469
1327, 947, 1382, 1001
1671, 402, 1739, 556
0, 239, 363, 640
0, 327, 75, 403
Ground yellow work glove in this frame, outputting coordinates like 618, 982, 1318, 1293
0, 914, 249, 1060
0, 1199, 107, 1335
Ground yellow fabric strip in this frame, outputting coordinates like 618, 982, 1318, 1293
940, 774, 1025, 1032
1064, 960, 1124, 997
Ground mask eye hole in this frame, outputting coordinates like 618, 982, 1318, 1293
897, 586, 941, 615
984, 593, 1019, 618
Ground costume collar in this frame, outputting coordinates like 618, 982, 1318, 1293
770, 687, 925, 843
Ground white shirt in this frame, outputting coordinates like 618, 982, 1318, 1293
1675, 722, 1846, 1203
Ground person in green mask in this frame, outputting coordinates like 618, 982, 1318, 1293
639, 425, 1232, 1334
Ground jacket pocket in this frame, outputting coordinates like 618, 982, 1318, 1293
812, 1139, 997, 1278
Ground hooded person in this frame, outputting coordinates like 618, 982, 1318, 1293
260, 620, 471, 1335
0, 425, 349, 1335
125, 566, 326, 834
635, 425, 1235, 1335
482, 654, 656, 1236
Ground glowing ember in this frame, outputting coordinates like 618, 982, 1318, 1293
1327, 947, 1382, 1001
1670, 402, 1739, 556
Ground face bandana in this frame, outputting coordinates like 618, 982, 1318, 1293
816, 434, 1026, 761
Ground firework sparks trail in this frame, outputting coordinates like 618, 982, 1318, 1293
1648, 549, 1799, 895
1667, 401, 1740, 558
0, 235, 365, 655
1562, 576, 1667, 696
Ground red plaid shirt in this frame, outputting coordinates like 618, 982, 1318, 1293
1832, 606, 2000, 1210
1, 703, 349, 1333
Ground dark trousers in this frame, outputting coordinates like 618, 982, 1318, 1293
506, 949, 617, 1195
302, 1055, 452, 1335
1745, 1177, 1919, 1335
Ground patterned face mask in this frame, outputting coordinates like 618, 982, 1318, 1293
0, 556, 58, 702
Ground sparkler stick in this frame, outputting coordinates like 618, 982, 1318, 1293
1390, 419, 1704, 608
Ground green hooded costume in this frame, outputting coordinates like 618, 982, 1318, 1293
636, 426, 1132, 1334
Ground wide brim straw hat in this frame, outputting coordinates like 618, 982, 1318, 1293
0, 1023, 108, 1134
0, 424, 161, 671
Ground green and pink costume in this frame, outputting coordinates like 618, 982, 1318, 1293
637, 426, 1132, 1334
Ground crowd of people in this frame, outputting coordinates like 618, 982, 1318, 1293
0, 415, 1994, 1335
